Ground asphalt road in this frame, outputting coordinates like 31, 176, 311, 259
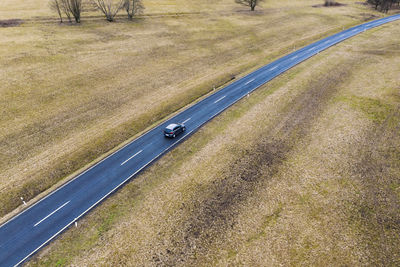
1, 14, 399, 267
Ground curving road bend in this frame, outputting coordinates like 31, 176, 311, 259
1, 14, 399, 267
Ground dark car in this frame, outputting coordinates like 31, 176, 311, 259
164, 123, 186, 138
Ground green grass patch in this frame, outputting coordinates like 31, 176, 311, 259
336, 95, 394, 123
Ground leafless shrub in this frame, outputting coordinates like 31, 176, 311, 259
123, 0, 144, 20
324, 0, 339, 6
61, 1, 73, 22
235, 0, 264, 11
367, 0, 400, 13
49, 0, 63, 23
92, 0, 125, 22
49, 0, 82, 23
66, 0, 83, 23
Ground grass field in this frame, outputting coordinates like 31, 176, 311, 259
0, 0, 388, 218
27, 18, 400, 266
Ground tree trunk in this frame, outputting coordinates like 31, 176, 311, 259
56, 2, 63, 23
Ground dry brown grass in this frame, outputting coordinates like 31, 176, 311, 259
27, 18, 400, 266
0, 0, 381, 218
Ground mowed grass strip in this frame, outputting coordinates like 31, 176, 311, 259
0, 0, 384, 217
28, 20, 400, 266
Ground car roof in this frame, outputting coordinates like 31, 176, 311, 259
166, 123, 179, 130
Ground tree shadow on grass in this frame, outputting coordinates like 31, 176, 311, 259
0, 19, 23, 27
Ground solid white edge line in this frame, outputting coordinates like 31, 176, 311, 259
182, 118, 191, 124
11, 14, 400, 266
120, 150, 143, 166
214, 95, 226, 104
245, 78, 255, 85
33, 201, 70, 227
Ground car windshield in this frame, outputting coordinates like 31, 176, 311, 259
166, 124, 178, 130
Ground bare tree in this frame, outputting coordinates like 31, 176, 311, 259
60, 0, 73, 22
123, 0, 144, 20
65, 0, 83, 23
367, 0, 398, 13
49, 0, 63, 23
93, 0, 125, 21
368, 0, 382, 9
235, 0, 264, 11
324, 0, 337, 6
49, 0, 83, 23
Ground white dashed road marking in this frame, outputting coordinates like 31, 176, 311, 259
214, 96, 226, 104
121, 150, 143, 166
245, 79, 255, 85
34, 201, 70, 227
